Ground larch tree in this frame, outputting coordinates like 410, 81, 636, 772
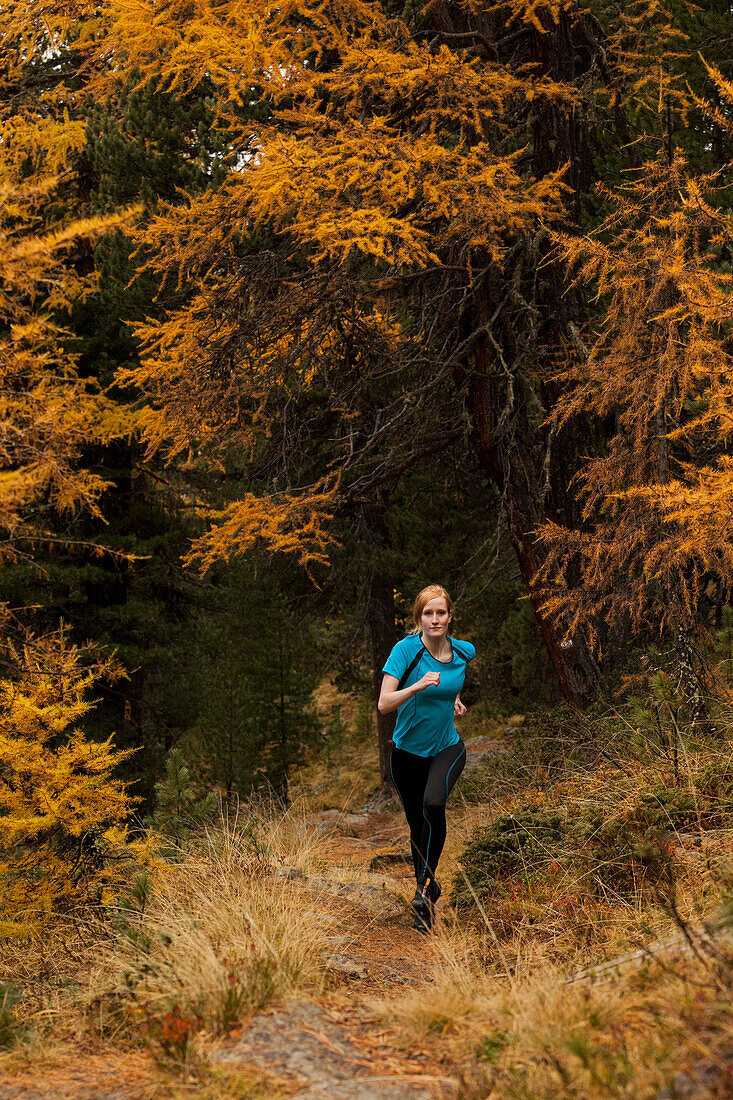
7, 0, 732, 787
0, 635, 143, 936
0, 130, 130, 564
93, 0, 729, 760
539, 84, 733, 667
1, 0, 248, 805
97, 0, 605, 742
0, 0, 148, 929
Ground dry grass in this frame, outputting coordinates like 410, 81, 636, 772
375, 912, 733, 1099
370, 702, 733, 1098
90, 822, 329, 1044
436, 803, 732, 972
1, 798, 332, 1070
4, 683, 733, 1098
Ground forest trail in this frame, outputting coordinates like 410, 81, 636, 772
0, 737, 501, 1100
204, 734, 506, 1097
300, 733, 507, 991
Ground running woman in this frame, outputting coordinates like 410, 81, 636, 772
378, 585, 475, 932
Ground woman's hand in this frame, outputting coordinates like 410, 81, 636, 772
454, 696, 467, 719
414, 671, 440, 692
378, 670, 438, 714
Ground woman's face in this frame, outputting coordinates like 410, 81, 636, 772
420, 597, 452, 640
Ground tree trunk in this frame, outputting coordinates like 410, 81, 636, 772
461, 6, 604, 707
463, 266, 602, 708
502, 460, 603, 707
470, 407, 601, 706
276, 627, 290, 805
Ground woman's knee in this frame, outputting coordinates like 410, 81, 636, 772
423, 795, 447, 817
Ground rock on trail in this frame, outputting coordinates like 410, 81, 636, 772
267, 868, 408, 918
462, 733, 508, 773
305, 876, 406, 916
212, 1000, 457, 1099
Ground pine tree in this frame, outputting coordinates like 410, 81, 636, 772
181, 560, 319, 803
148, 748, 217, 844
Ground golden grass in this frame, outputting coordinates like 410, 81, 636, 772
375, 912, 732, 1099
370, 709, 733, 1098
90, 831, 329, 1044
2, 798, 331, 1066
3, 687, 733, 1098
437, 802, 732, 969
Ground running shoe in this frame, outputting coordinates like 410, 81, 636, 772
413, 878, 441, 903
411, 879, 434, 933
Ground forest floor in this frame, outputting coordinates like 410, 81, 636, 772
2, 700, 733, 1099
0, 740, 500, 1100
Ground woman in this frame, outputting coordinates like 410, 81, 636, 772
378, 585, 475, 932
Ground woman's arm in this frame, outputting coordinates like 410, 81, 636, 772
454, 694, 467, 719
378, 670, 441, 715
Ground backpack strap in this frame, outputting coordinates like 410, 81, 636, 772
450, 640, 472, 663
397, 649, 423, 690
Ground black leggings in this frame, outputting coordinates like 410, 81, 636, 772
390, 740, 466, 883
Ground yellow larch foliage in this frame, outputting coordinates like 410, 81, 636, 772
601, 0, 694, 118
183, 483, 338, 575
0, 13, 139, 552
0, 0, 583, 573
102, 0, 384, 101
0, 3, 147, 934
236, 123, 567, 268
477, 0, 575, 34
538, 145, 733, 646
83, 1, 575, 570
0, 175, 136, 546
0, 635, 146, 938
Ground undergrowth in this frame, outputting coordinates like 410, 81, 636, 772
3, 656, 733, 1098
290, 678, 380, 810
1, 798, 329, 1073
376, 918, 733, 1099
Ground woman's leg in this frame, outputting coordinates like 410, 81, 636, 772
421, 740, 466, 880
390, 746, 432, 881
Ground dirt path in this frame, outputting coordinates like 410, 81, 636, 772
206, 799, 467, 1099
302, 733, 505, 992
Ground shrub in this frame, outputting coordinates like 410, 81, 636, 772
0, 634, 147, 937
93, 813, 326, 1043
146, 748, 217, 848
0, 983, 25, 1049
453, 810, 567, 906
136, 1002, 203, 1068
453, 794, 680, 913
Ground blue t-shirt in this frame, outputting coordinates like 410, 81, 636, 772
382, 634, 476, 757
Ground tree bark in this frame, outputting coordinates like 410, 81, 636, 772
461, 261, 602, 708
501, 458, 603, 707
466, 6, 603, 706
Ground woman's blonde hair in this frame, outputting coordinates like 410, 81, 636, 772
411, 585, 455, 631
